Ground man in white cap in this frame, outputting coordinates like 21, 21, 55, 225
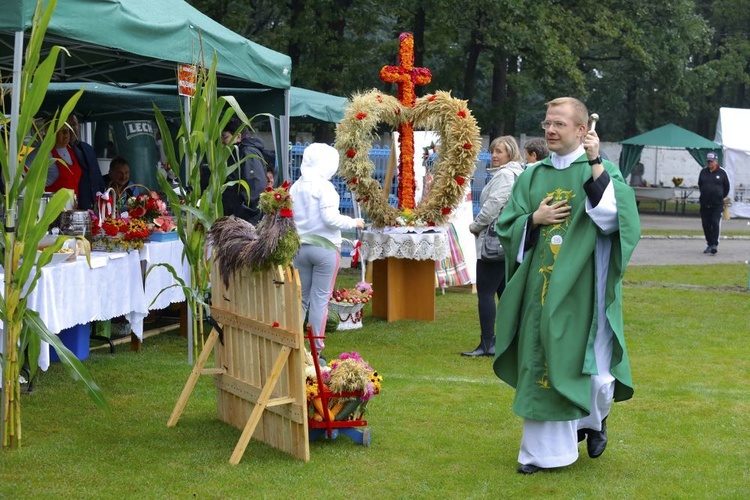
698, 152, 730, 254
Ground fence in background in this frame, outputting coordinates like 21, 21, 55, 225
288, 143, 492, 219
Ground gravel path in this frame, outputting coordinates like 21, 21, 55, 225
631, 214, 749, 266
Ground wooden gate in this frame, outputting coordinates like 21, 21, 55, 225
168, 263, 308, 463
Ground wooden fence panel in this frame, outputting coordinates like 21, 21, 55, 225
209, 261, 308, 462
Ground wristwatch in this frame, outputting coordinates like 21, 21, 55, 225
588, 156, 602, 166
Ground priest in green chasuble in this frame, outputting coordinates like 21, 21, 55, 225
493, 97, 640, 474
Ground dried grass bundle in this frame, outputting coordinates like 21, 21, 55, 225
207, 183, 301, 286
207, 216, 258, 287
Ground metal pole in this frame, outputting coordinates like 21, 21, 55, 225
2, 30, 25, 447
268, 114, 278, 181
281, 88, 291, 183
182, 94, 194, 366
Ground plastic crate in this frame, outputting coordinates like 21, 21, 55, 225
49, 323, 91, 362
148, 231, 179, 242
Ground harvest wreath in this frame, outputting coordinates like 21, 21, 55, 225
335, 89, 480, 228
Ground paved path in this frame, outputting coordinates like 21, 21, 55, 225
631, 214, 750, 266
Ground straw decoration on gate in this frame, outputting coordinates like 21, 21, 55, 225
208, 181, 300, 286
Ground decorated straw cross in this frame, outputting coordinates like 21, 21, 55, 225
380, 32, 432, 210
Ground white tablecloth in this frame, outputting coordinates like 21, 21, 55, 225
0, 250, 150, 370
140, 239, 190, 310
359, 228, 449, 261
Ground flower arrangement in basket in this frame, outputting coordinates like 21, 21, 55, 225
126, 190, 176, 233
89, 187, 172, 251
306, 351, 382, 422
328, 281, 373, 330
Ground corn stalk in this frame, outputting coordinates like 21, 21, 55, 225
1, 0, 108, 450
153, 56, 254, 355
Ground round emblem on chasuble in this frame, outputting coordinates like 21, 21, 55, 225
550, 234, 564, 259
335, 89, 481, 228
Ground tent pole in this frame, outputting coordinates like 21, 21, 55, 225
2, 30, 25, 448
281, 89, 291, 183
268, 114, 277, 182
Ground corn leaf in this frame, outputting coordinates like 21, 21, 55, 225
24, 310, 110, 416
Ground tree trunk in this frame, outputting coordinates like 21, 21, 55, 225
624, 78, 638, 138
412, 5, 427, 96
463, 26, 482, 102
286, 0, 304, 74
505, 55, 519, 137
489, 49, 508, 139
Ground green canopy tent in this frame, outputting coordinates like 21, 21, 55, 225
0, 0, 291, 89
619, 123, 722, 179
27, 83, 346, 124
0, 0, 293, 185
289, 87, 348, 124
0, 0, 293, 393
8, 83, 347, 180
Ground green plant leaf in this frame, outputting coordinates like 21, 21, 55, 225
300, 234, 338, 251
24, 310, 109, 416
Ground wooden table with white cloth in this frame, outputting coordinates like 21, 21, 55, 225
0, 239, 189, 371
359, 228, 449, 322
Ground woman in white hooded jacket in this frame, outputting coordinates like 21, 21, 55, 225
290, 143, 364, 359
462, 136, 525, 357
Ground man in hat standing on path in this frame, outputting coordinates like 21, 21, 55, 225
698, 152, 730, 255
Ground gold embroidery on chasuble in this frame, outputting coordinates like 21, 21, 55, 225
538, 188, 575, 305
536, 187, 575, 390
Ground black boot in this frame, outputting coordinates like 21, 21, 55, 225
461, 336, 495, 357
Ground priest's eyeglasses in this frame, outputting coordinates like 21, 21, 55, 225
540, 120, 568, 130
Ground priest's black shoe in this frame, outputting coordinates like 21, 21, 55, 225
517, 463, 543, 474
586, 417, 608, 459
577, 429, 587, 443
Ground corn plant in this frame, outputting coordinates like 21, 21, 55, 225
1, 0, 107, 450
153, 56, 253, 354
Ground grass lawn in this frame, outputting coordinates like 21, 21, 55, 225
1, 266, 749, 498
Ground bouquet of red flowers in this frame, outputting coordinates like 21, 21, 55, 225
127, 191, 168, 223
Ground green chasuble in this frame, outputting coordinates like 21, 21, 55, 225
493, 155, 641, 421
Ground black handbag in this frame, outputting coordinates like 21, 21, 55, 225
480, 216, 504, 261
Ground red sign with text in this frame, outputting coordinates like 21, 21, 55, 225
177, 64, 197, 97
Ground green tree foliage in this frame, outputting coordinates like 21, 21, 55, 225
188, 0, 748, 142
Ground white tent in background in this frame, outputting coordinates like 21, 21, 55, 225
715, 108, 750, 218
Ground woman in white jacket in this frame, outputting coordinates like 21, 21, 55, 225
462, 136, 525, 357
290, 144, 364, 360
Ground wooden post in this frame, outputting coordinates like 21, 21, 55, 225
167, 328, 220, 427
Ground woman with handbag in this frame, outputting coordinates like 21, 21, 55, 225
462, 136, 525, 357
